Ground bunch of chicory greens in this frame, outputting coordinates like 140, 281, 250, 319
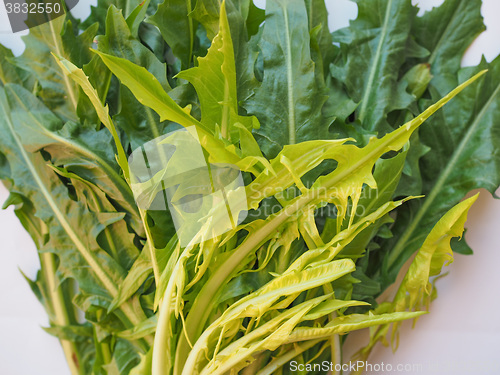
0, 0, 498, 374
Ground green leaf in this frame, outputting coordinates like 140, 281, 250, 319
393, 194, 477, 313
355, 194, 477, 363
61, 20, 99, 68
219, 259, 356, 324
49, 166, 140, 270
2, 2, 499, 373
411, 0, 485, 93
0, 44, 34, 88
182, 261, 356, 374
228, 1, 265, 104
335, 151, 408, 263
147, 0, 196, 68
130, 348, 153, 375
14, 17, 97, 121
330, 0, 417, 133
126, 0, 152, 37
43, 323, 94, 340
190, 0, 221, 40
92, 49, 247, 168
305, 0, 335, 80
118, 315, 158, 340
98, 6, 170, 92
83, 0, 143, 34
0, 87, 151, 347
3, 191, 89, 374
108, 246, 152, 312
189, 0, 264, 40
4, 83, 142, 233
54, 57, 130, 181
244, 0, 328, 158
177, 1, 259, 141
76, 54, 113, 125
381, 58, 500, 285
199, 297, 329, 374
91, 50, 201, 128
102, 339, 141, 375
170, 71, 485, 374
97, 5, 175, 149
302, 299, 370, 321
393, 131, 430, 197
285, 310, 426, 343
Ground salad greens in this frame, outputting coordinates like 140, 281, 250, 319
0, 0, 498, 374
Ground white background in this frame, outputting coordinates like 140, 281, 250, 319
0, 0, 499, 374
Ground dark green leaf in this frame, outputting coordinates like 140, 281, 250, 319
147, 0, 196, 68
381, 58, 500, 285
244, 0, 327, 158
330, 0, 417, 134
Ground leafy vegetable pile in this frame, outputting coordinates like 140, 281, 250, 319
0, 0, 498, 374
